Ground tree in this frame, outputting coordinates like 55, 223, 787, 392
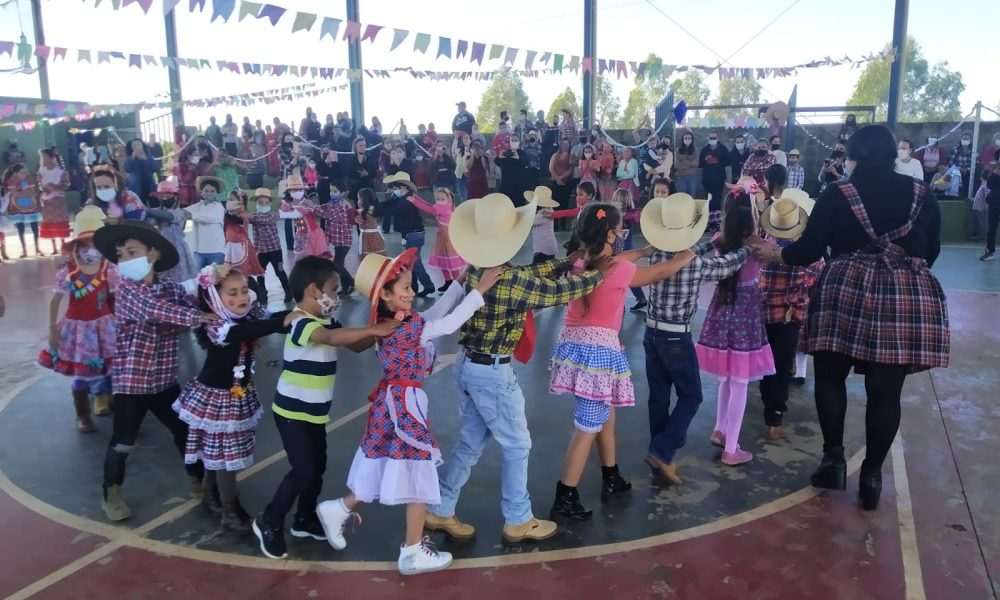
669, 70, 711, 117
475, 71, 532, 134
845, 36, 965, 122
548, 86, 582, 127
705, 79, 765, 119
621, 53, 674, 128
595, 76, 622, 129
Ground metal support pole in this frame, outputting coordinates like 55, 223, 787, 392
886, 0, 908, 129
29, 0, 50, 101
346, 0, 365, 128
969, 101, 982, 198
581, 0, 597, 129
164, 8, 184, 128
785, 85, 798, 151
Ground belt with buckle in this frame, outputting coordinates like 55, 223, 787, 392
466, 352, 512, 366
644, 318, 691, 333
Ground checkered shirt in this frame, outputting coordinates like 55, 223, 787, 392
247, 211, 281, 254
759, 259, 824, 325
972, 182, 990, 212
112, 277, 205, 395
787, 164, 805, 190
948, 145, 972, 170
311, 199, 353, 247
459, 258, 604, 356
647, 241, 751, 325
740, 154, 776, 184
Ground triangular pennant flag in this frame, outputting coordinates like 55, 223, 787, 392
320, 17, 342, 41
189, 0, 206, 11
390, 28, 408, 51
470, 42, 485, 65
437, 37, 451, 59
238, 1, 260, 20
162, 0, 182, 14
208, 0, 234, 21
568, 56, 581, 73
342, 20, 361, 42
597, 58, 607, 75
616, 60, 627, 79
456, 40, 468, 59
0, 41, 13, 57
540, 52, 551, 65
123, 0, 153, 13
143, 55, 157, 66
257, 4, 285, 26
216, 59, 227, 71
553, 54, 563, 73
503, 47, 517, 66
34, 46, 51, 60
524, 50, 536, 70
414, 33, 431, 54
361, 24, 382, 43
200, 59, 211, 69
53, 47, 67, 61
129, 54, 142, 69
98, 51, 111, 64
489, 44, 504, 60
583, 57, 593, 74
291, 11, 317, 33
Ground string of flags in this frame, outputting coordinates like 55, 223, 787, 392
69, 0, 897, 82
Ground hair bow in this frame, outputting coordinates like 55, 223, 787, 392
198, 264, 231, 290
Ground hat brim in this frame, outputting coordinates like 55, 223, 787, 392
524, 190, 559, 207
149, 190, 179, 198
761, 204, 808, 240
450, 194, 537, 267
356, 247, 418, 325
778, 188, 816, 216
196, 176, 225, 192
387, 179, 418, 193
93, 220, 180, 273
640, 196, 710, 252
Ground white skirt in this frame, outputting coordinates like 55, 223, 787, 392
346, 447, 441, 506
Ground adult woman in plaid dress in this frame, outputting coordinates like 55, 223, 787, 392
756, 125, 948, 511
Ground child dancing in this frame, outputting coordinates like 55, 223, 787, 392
146, 177, 198, 284
409, 187, 466, 292
246, 188, 292, 303
355, 188, 386, 259
3, 163, 42, 257
279, 173, 329, 262
308, 181, 356, 296
315, 250, 502, 575
609, 188, 648, 312
224, 190, 267, 300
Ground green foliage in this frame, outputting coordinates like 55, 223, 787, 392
845, 36, 965, 122
595, 76, 622, 129
475, 71, 533, 134
548, 87, 582, 126
669, 70, 710, 117
621, 54, 675, 127
705, 79, 765, 119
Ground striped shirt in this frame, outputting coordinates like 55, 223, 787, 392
273, 313, 342, 424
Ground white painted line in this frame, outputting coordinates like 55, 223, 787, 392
892, 435, 926, 600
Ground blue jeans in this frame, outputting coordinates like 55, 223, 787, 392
404, 231, 435, 291
676, 174, 698, 196
456, 176, 468, 202
72, 375, 112, 395
644, 328, 703, 464
430, 352, 533, 526
195, 252, 225, 270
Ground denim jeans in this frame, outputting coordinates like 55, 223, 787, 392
404, 231, 435, 291
676, 174, 699, 197
195, 252, 225, 270
644, 328, 703, 464
430, 352, 533, 526
262, 414, 328, 526
72, 375, 112, 395
456, 177, 469, 202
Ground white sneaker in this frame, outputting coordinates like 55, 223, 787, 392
316, 498, 358, 551
397, 537, 453, 576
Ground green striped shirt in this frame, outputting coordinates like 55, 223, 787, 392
273, 313, 341, 424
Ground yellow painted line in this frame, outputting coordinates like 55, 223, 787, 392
892, 436, 926, 600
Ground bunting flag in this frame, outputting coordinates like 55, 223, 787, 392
456, 40, 468, 59
524, 50, 536, 71
129, 54, 141, 68
320, 17, 341, 41
342, 20, 361, 43
503, 47, 517, 66
489, 44, 503, 61
238, 1, 260, 20
189, 0, 206, 11
257, 3, 285, 26
291, 11, 316, 33
162, 0, 182, 14
210, 0, 235, 22
437, 37, 451, 59
413, 33, 431, 54
122, 0, 153, 13
361, 24, 382, 43
390, 28, 408, 51
470, 42, 485, 66
583, 57, 593, 74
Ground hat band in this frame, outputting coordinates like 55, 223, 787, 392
664, 211, 703, 231
769, 217, 803, 231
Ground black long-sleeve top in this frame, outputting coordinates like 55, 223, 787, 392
728, 147, 750, 183
196, 311, 290, 389
699, 144, 730, 185
376, 194, 425, 236
987, 172, 1000, 207
345, 151, 379, 191
494, 153, 530, 207
782, 169, 941, 268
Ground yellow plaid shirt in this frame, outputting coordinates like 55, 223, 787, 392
458, 258, 604, 356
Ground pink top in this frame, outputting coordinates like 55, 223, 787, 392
410, 196, 453, 226
712, 232, 760, 282
563, 258, 637, 331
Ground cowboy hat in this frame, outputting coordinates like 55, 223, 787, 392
195, 176, 225, 193
252, 187, 272, 200
777, 187, 815, 216
640, 193, 709, 252
764, 101, 790, 127
355, 248, 418, 325
149, 177, 179, 198
761, 197, 808, 240
64, 205, 106, 252
383, 172, 418, 193
93, 219, 180, 273
284, 172, 306, 191
524, 186, 559, 208
450, 193, 537, 267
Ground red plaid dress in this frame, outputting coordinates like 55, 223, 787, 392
803, 181, 949, 373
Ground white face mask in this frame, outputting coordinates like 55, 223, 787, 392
510, 141, 520, 150
95, 188, 117, 202
190, 156, 201, 164
290, 190, 305, 200
735, 143, 745, 151
118, 256, 152, 281
256, 204, 271, 214
308, 162, 316, 169
898, 148, 910, 159
928, 137, 938, 145
317, 292, 339, 318
961, 139, 971, 146
708, 139, 718, 146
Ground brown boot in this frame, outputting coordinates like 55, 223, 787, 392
73, 391, 95, 432
93, 394, 112, 416
221, 498, 252, 531
763, 425, 786, 441
202, 478, 222, 514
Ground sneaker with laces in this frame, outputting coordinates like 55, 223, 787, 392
981, 252, 995, 261
252, 517, 288, 559
316, 498, 360, 551
290, 513, 327, 541
398, 537, 453, 575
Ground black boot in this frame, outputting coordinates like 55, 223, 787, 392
601, 464, 632, 501
255, 277, 268, 303
810, 445, 847, 491
437, 280, 453, 294
858, 460, 882, 511
276, 270, 293, 303
550, 481, 593, 522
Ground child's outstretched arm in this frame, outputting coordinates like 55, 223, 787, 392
631, 250, 697, 288
284, 312, 402, 351
420, 267, 503, 343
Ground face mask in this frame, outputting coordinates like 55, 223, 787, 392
96, 188, 117, 202
78, 247, 102, 265
576, 194, 589, 204
898, 149, 910, 159
771, 143, 780, 151
330, 193, 342, 201
708, 139, 718, 146
961, 139, 971, 147
201, 193, 217, 203
290, 190, 305, 200
591, 129, 599, 137
256, 204, 271, 213
735, 143, 745, 151
308, 162, 316, 169
928, 137, 937, 145
161, 198, 177, 209
510, 141, 520, 150
190, 156, 201, 165
393, 188, 406, 198
119, 255, 152, 281
754, 149, 768, 157
317, 292, 339, 318
831, 150, 845, 159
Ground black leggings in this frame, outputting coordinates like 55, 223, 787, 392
16, 221, 39, 248
986, 202, 1000, 254
257, 250, 290, 295
332, 245, 355, 288
813, 351, 909, 470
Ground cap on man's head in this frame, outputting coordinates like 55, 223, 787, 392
456, 101, 467, 107
788, 149, 801, 157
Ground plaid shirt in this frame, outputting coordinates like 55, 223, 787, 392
948, 144, 973, 170
459, 258, 603, 355
740, 153, 776, 184
247, 211, 281, 254
647, 241, 751, 325
112, 277, 204, 395
973, 181, 990, 211
759, 259, 824, 325
311, 199, 353, 247
787, 163, 805, 190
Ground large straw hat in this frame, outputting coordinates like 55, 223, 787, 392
383, 171, 418, 193
761, 197, 808, 240
355, 248, 418, 324
252, 188, 272, 200
764, 101, 790, 128
778, 187, 815, 215
93, 219, 180, 273
64, 205, 106, 251
640, 193, 709, 252
524, 186, 559, 208
149, 177, 179, 198
450, 193, 538, 267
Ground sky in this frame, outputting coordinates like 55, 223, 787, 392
1, 0, 998, 136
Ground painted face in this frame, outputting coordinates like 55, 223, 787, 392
380, 270, 414, 315
218, 273, 251, 316
75, 241, 101, 265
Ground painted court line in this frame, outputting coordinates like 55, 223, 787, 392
892, 435, 926, 600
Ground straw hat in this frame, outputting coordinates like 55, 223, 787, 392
640, 193, 710, 252
149, 177, 179, 198
284, 172, 306, 191
93, 219, 180, 273
524, 186, 559, 208
764, 101, 790, 127
778, 187, 815, 215
64, 205, 106, 251
450, 193, 538, 267
383, 172, 418, 193
761, 197, 808, 240
196, 176, 224, 193
355, 248, 418, 324
252, 188, 272, 200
